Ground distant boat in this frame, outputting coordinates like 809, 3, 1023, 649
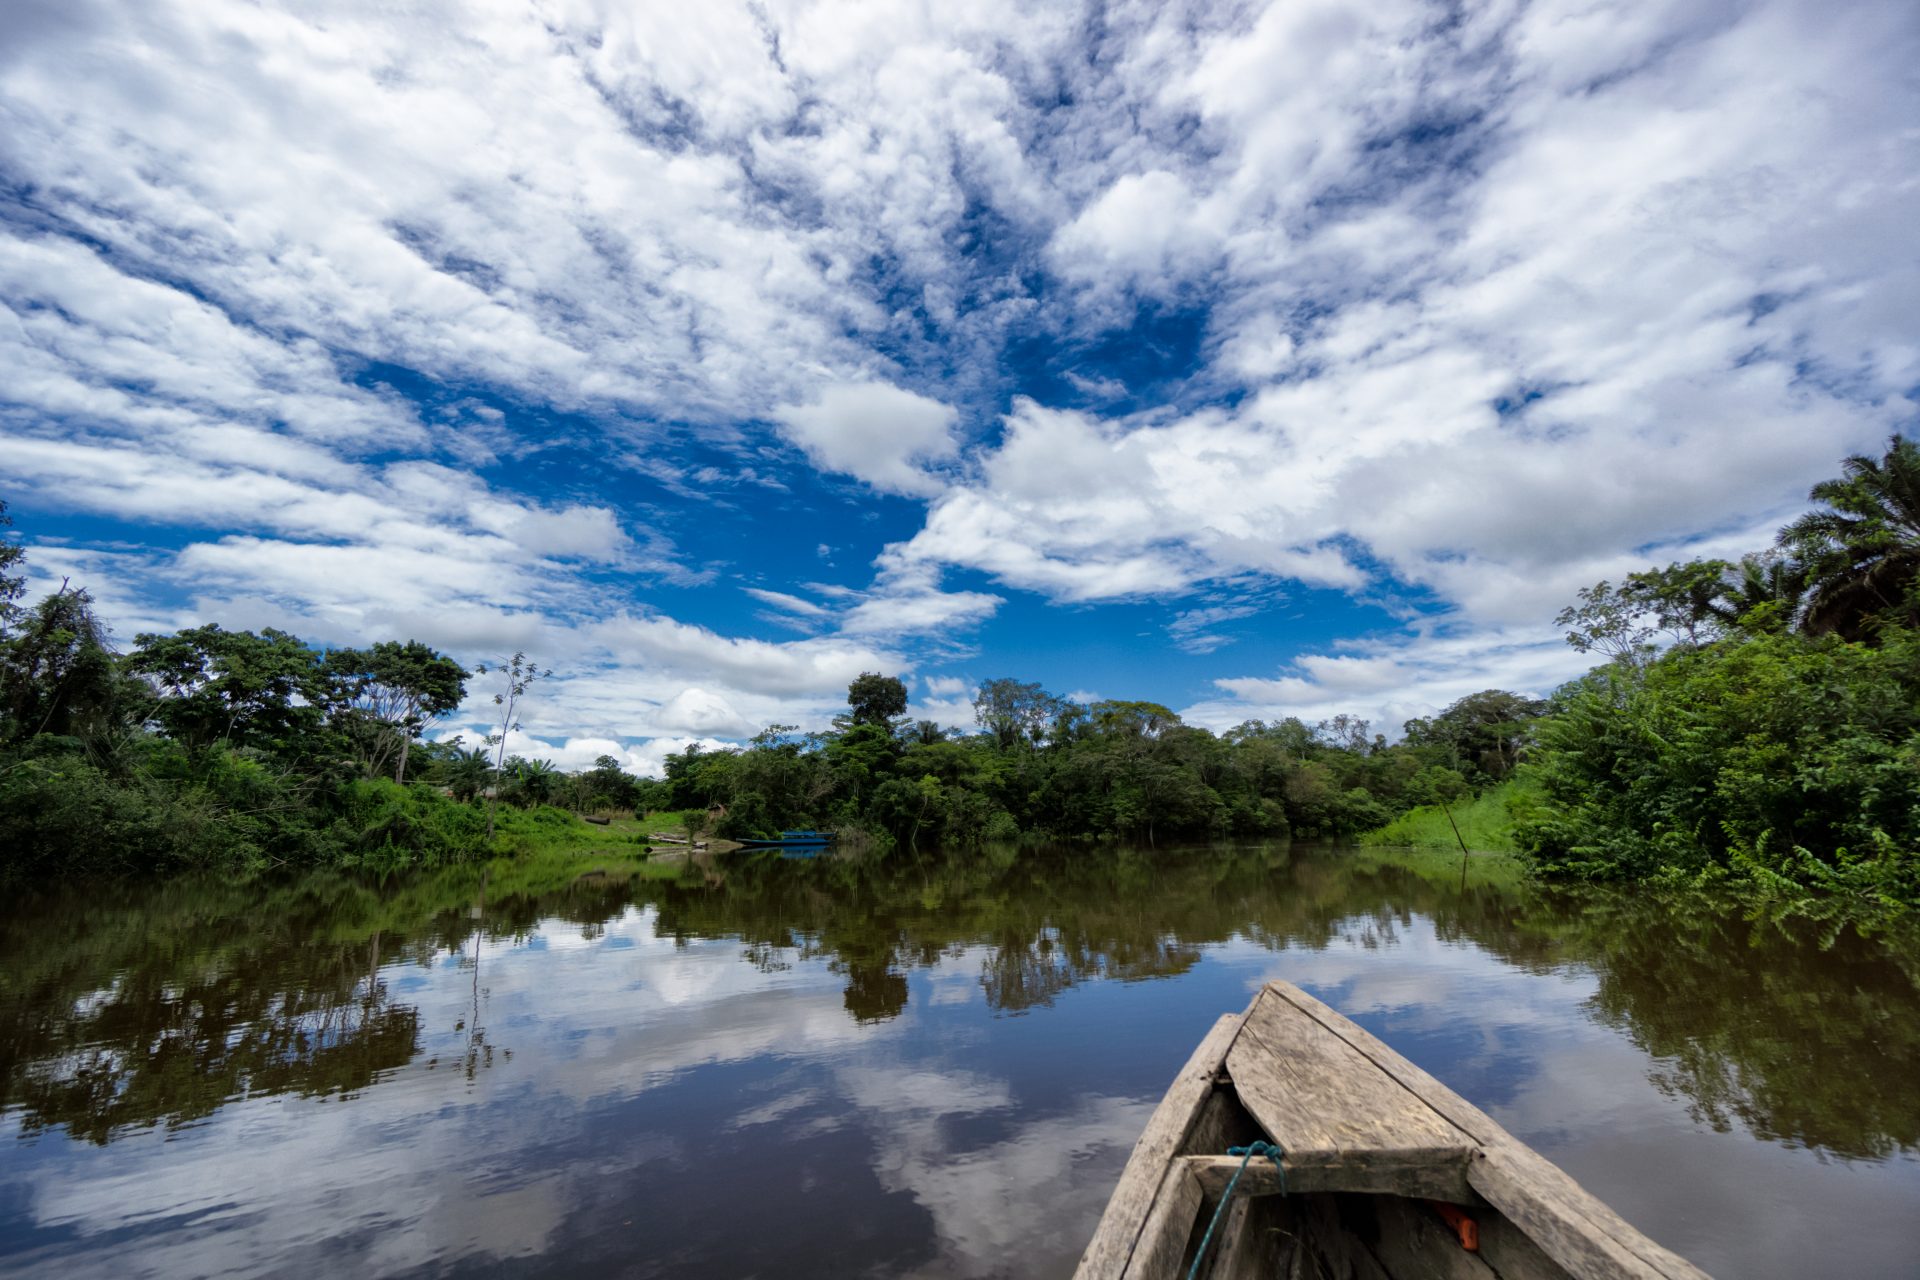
736, 830, 836, 849
1077, 979, 1708, 1280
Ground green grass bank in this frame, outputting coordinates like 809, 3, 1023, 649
1359, 779, 1537, 854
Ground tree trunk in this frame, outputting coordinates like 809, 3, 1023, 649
394, 731, 411, 785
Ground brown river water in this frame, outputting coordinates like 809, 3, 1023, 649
2, 842, 1917, 1278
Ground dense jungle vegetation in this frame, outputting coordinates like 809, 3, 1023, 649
1, 436, 1916, 905
1515, 435, 1920, 904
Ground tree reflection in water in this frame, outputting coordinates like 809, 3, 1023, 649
1, 843, 1915, 1161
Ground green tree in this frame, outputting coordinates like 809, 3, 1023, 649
1780, 434, 1920, 640
973, 677, 1066, 751
445, 745, 493, 803
1519, 629, 1920, 897
0, 498, 27, 637
0, 587, 124, 741
512, 758, 560, 807
1401, 690, 1546, 780
580, 754, 639, 811
126, 625, 323, 752
1706, 554, 1805, 635
844, 672, 908, 728
323, 641, 468, 783
1087, 699, 1179, 739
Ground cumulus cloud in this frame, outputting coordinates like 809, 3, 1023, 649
1, 0, 1912, 750
773, 382, 962, 497
1183, 628, 1598, 739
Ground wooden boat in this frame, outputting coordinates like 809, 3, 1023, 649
1076, 981, 1709, 1280
736, 830, 836, 849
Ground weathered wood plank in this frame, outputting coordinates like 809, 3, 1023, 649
1227, 987, 1476, 1168
1467, 1153, 1695, 1280
1120, 1164, 1205, 1280
1194, 1192, 1294, 1280
1184, 1081, 1262, 1159
1300, 1194, 1394, 1280
1261, 981, 1710, 1280
1368, 1195, 1500, 1280
1195, 1194, 1252, 1280
1477, 1201, 1576, 1280
1074, 1013, 1246, 1280
1181, 1151, 1474, 1203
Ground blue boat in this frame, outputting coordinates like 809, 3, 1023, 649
735, 829, 836, 849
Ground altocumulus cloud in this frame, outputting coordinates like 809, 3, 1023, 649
0, 0, 1914, 760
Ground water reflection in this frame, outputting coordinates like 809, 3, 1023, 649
1, 844, 1916, 1278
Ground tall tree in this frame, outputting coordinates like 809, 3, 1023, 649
0, 587, 123, 741
1401, 690, 1546, 779
1779, 434, 1920, 640
445, 745, 493, 803
475, 652, 545, 839
0, 499, 27, 638
1087, 700, 1179, 739
844, 672, 908, 729
324, 641, 468, 783
126, 625, 323, 751
973, 678, 1065, 751
1704, 554, 1805, 634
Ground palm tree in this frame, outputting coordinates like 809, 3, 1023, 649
446, 746, 492, 803
1778, 435, 1920, 639
1704, 554, 1806, 634
515, 758, 559, 807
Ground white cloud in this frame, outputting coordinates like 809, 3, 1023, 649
773, 381, 962, 497
657, 687, 756, 738
1185, 626, 1597, 738
743, 588, 830, 619
1, 0, 1914, 744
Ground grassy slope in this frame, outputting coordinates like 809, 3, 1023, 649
1359, 779, 1535, 854
487, 807, 705, 858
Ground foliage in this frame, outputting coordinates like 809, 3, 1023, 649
1401, 691, 1546, 779
842, 671, 908, 728
125, 624, 327, 752
1518, 630, 1920, 901
1518, 436, 1920, 906
657, 680, 1522, 848
323, 640, 467, 783
0, 587, 127, 741
1779, 434, 1920, 639
0, 498, 26, 633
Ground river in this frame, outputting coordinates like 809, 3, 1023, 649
2, 842, 1917, 1278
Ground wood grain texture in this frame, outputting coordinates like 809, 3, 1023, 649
1260, 980, 1710, 1280
1120, 1165, 1204, 1280
1193, 1194, 1252, 1280
1228, 987, 1476, 1166
1368, 1195, 1501, 1280
1074, 1013, 1245, 1280
1181, 1151, 1474, 1203
1206, 1194, 1293, 1280
1477, 1201, 1577, 1279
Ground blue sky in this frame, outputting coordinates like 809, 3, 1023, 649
2, 0, 1916, 773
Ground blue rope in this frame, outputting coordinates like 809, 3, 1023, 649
1184, 1141, 1284, 1280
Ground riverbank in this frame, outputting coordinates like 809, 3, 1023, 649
1358, 779, 1534, 853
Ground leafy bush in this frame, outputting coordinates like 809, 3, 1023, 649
1518, 630, 1920, 901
